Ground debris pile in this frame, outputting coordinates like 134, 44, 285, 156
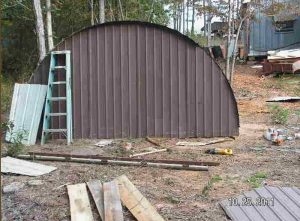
263, 48, 300, 75
264, 128, 298, 145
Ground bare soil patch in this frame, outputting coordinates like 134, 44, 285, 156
2, 65, 300, 221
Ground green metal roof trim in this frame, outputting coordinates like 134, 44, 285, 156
6, 84, 47, 145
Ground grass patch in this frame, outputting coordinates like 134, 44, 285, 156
263, 74, 300, 95
202, 175, 222, 197
269, 105, 290, 124
247, 172, 267, 188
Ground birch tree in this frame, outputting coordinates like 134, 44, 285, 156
207, 0, 212, 51
230, 2, 254, 85
33, 0, 46, 62
99, 0, 105, 23
46, 0, 54, 51
191, 0, 195, 34
90, 0, 94, 25
225, 0, 232, 81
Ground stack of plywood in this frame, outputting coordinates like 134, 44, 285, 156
67, 175, 165, 221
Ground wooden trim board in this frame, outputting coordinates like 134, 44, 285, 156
103, 181, 124, 221
116, 175, 165, 221
87, 180, 105, 220
67, 183, 94, 221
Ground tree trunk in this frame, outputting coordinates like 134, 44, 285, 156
182, 0, 185, 33
207, 0, 212, 48
225, 0, 232, 81
90, 0, 94, 25
118, 0, 124, 20
186, 0, 189, 33
178, 4, 182, 32
203, 0, 206, 37
99, 0, 105, 23
46, 0, 54, 51
33, 0, 46, 62
230, 16, 247, 85
191, 0, 195, 34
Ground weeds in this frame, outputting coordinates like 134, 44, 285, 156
269, 105, 289, 124
164, 177, 175, 186
7, 128, 28, 157
202, 175, 222, 197
247, 172, 267, 188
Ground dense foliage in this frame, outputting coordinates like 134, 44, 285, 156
1, 0, 170, 81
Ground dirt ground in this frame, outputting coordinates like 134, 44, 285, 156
2, 64, 300, 221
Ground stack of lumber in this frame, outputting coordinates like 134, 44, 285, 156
263, 48, 300, 74
67, 175, 165, 221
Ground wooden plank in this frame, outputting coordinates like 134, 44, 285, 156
129, 148, 167, 158
103, 181, 124, 221
67, 183, 94, 221
176, 138, 233, 146
116, 175, 165, 221
1, 157, 56, 176
87, 180, 104, 220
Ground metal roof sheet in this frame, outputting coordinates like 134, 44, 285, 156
5, 84, 47, 145
220, 186, 300, 221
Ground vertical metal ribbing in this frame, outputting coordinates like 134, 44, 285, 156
203, 49, 206, 137
137, 26, 140, 137
88, 30, 92, 138
120, 26, 123, 137
79, 33, 83, 138
127, 25, 131, 137
31, 23, 239, 139
211, 58, 214, 136
96, 28, 100, 137
153, 29, 156, 136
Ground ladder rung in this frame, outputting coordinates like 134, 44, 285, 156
47, 113, 67, 116
52, 51, 70, 55
44, 129, 67, 133
52, 66, 66, 70
47, 97, 66, 101
50, 81, 66, 85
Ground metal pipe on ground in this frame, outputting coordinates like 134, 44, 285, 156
26, 151, 220, 166
17, 153, 215, 171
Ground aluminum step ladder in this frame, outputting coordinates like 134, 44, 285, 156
41, 50, 73, 145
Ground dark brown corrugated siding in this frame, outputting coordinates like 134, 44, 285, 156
30, 21, 239, 139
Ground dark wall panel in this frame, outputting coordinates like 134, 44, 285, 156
30, 21, 239, 139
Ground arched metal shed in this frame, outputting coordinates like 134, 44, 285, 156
30, 21, 239, 139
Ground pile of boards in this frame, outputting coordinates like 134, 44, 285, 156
68, 175, 164, 221
263, 48, 300, 75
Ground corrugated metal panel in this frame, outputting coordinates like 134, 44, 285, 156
29, 21, 239, 139
5, 84, 47, 145
220, 186, 300, 221
249, 11, 300, 56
